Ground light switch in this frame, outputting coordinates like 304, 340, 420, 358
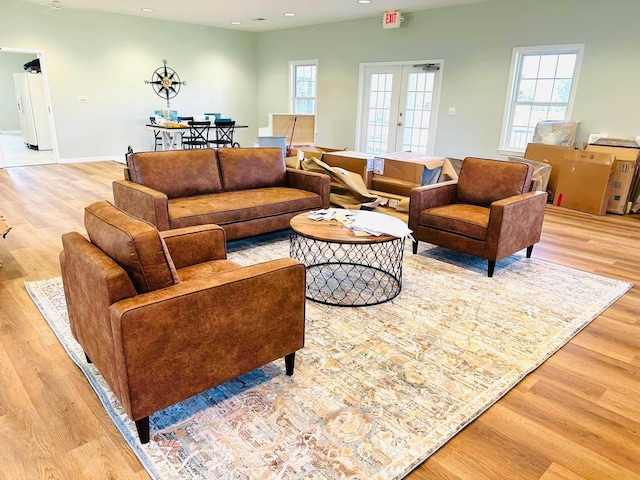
78, 96, 89, 103
448, 107, 456, 116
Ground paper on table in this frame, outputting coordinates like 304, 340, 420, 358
348, 210, 413, 238
307, 209, 413, 239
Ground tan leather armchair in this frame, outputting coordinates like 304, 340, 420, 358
408, 157, 548, 277
59, 200, 306, 443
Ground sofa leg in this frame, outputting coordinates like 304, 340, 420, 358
135, 417, 150, 444
412, 240, 418, 254
285, 352, 296, 376
487, 260, 495, 277
526, 245, 534, 258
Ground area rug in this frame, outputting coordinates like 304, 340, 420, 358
25, 236, 632, 480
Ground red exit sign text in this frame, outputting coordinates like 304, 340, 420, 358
383, 11, 401, 29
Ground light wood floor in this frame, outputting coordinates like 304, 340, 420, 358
0, 161, 638, 480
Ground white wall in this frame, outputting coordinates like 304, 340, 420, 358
0, 0, 258, 161
256, 0, 640, 159
0, 52, 35, 131
1, 0, 639, 162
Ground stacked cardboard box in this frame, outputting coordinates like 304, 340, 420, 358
585, 139, 640, 214
524, 143, 618, 215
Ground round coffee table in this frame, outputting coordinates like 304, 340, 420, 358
289, 211, 405, 307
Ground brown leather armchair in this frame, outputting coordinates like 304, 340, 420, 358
59, 201, 306, 443
408, 157, 548, 277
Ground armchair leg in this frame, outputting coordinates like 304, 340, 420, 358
526, 245, 534, 258
487, 260, 496, 278
135, 417, 150, 444
285, 352, 296, 376
412, 240, 418, 254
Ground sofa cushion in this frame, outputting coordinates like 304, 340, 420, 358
456, 157, 531, 207
167, 188, 322, 229
217, 147, 286, 192
128, 149, 222, 199
421, 204, 490, 240
84, 201, 179, 293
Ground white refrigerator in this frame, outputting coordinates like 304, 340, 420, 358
13, 72, 52, 151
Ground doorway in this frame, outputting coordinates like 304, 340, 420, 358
0, 47, 58, 168
356, 60, 443, 156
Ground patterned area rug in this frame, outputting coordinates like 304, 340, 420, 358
25, 235, 632, 480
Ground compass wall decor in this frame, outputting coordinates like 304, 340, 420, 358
144, 60, 186, 108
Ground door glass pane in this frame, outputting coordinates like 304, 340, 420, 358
365, 73, 394, 155
402, 71, 434, 154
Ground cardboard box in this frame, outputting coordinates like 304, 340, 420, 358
322, 150, 378, 187
585, 142, 640, 214
371, 157, 459, 197
553, 150, 615, 215
523, 143, 575, 201
377, 152, 447, 185
266, 113, 315, 146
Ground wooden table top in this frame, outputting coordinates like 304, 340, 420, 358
289, 212, 397, 244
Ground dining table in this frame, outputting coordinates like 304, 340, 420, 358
146, 122, 249, 150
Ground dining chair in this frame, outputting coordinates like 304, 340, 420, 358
182, 121, 211, 149
177, 116, 195, 147
148, 117, 162, 151
209, 120, 239, 148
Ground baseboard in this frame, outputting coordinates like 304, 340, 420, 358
59, 155, 126, 165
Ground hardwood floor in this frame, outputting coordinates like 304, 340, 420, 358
0, 161, 638, 480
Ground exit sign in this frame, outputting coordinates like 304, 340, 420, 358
383, 10, 401, 29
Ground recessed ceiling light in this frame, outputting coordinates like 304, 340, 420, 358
284, 12, 296, 17
357, 0, 372, 4
230, 21, 242, 25
141, 8, 155, 12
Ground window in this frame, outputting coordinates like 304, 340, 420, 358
290, 60, 317, 114
499, 44, 583, 155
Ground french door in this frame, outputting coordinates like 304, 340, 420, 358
357, 61, 442, 156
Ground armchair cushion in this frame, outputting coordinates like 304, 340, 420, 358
421, 204, 490, 240
456, 157, 533, 206
84, 201, 179, 293
218, 147, 287, 191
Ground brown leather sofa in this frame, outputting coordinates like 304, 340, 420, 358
59, 200, 306, 443
408, 157, 548, 277
112, 147, 330, 241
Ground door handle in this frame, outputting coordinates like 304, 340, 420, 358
397, 121, 403, 126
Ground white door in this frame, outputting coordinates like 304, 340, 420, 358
357, 62, 442, 156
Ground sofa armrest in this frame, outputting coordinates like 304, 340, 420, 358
108, 258, 306, 419
408, 180, 458, 232
160, 225, 227, 269
112, 180, 171, 231
286, 168, 331, 209
486, 190, 548, 259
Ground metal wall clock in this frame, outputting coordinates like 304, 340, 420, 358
145, 60, 186, 108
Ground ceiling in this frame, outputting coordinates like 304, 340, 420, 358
25, 0, 492, 32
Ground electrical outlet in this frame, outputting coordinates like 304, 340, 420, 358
78, 96, 89, 103
448, 107, 456, 116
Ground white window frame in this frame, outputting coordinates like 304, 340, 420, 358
289, 59, 318, 115
498, 44, 584, 156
